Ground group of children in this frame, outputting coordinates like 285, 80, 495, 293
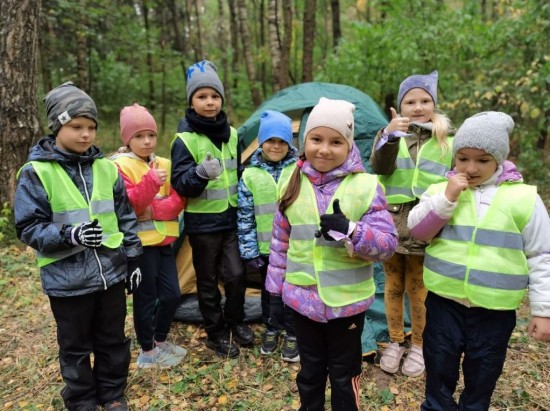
14, 63, 550, 411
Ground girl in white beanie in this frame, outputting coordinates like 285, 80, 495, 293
266, 97, 398, 410
408, 111, 550, 410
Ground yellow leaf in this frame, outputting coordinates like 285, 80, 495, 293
160, 374, 170, 383
4, 402, 13, 409
291, 399, 301, 410
262, 383, 273, 391
226, 379, 238, 389
520, 102, 529, 114
139, 395, 151, 406
380, 406, 390, 411
390, 386, 400, 394
530, 107, 541, 119
218, 395, 228, 405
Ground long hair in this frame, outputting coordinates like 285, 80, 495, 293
278, 153, 305, 214
431, 110, 453, 156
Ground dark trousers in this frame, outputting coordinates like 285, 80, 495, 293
49, 281, 130, 411
189, 230, 246, 337
133, 245, 181, 351
258, 255, 295, 336
422, 292, 516, 411
293, 310, 365, 411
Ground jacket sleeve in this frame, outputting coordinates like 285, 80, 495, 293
408, 189, 457, 241
113, 175, 142, 259
370, 129, 400, 175
237, 177, 260, 260
265, 208, 290, 296
117, 166, 162, 215
351, 183, 398, 261
14, 164, 71, 253
170, 137, 209, 198
150, 187, 185, 221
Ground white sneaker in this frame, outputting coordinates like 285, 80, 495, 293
157, 340, 187, 358
136, 347, 182, 368
401, 344, 425, 377
379, 342, 406, 374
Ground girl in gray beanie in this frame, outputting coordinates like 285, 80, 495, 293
408, 111, 550, 410
370, 70, 454, 378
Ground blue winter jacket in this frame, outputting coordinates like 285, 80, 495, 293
14, 136, 142, 297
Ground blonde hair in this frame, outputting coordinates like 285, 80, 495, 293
430, 110, 453, 156
279, 153, 305, 213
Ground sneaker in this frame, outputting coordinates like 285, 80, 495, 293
156, 340, 188, 358
231, 324, 254, 345
136, 347, 182, 368
379, 342, 406, 374
206, 335, 240, 358
281, 335, 300, 362
260, 330, 280, 355
103, 397, 128, 411
401, 344, 425, 377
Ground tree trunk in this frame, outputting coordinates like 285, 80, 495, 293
227, 0, 241, 90
217, 0, 234, 118
141, 0, 155, 109
0, 0, 42, 206
268, 0, 283, 92
236, 0, 262, 106
280, 1, 292, 88
302, 0, 316, 83
76, 0, 89, 90
331, 0, 341, 49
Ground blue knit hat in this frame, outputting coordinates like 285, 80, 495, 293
397, 70, 438, 109
258, 110, 293, 147
186, 60, 225, 105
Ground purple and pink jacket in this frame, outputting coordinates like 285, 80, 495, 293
265, 144, 398, 322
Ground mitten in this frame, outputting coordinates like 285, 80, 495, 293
245, 256, 266, 271
196, 152, 222, 179
126, 259, 142, 295
268, 295, 285, 331
71, 219, 103, 248
319, 199, 350, 241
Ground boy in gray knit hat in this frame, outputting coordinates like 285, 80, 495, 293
15, 81, 142, 411
408, 111, 550, 410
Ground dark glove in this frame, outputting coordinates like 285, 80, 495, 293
126, 259, 142, 295
319, 199, 350, 241
268, 295, 285, 330
196, 152, 222, 179
245, 256, 266, 271
71, 219, 103, 248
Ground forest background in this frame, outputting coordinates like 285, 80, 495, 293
0, 0, 549, 410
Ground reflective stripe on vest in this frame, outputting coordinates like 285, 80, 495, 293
28, 160, 124, 267
242, 164, 295, 254
172, 128, 238, 213
280, 172, 377, 307
379, 137, 453, 204
112, 155, 179, 246
424, 181, 536, 310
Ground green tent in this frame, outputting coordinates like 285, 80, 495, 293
237, 82, 388, 171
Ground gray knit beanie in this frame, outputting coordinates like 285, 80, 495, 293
44, 81, 97, 135
186, 60, 225, 105
397, 70, 438, 109
452, 111, 514, 165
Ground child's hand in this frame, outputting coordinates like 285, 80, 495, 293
386, 107, 410, 133
445, 173, 469, 202
126, 259, 142, 295
528, 317, 550, 342
196, 152, 222, 180
71, 219, 103, 248
154, 168, 168, 183
319, 199, 351, 241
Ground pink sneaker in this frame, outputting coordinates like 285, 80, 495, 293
401, 345, 425, 377
380, 342, 406, 374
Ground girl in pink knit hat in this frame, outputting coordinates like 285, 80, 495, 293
111, 103, 186, 368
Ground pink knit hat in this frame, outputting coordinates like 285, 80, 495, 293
119, 103, 157, 145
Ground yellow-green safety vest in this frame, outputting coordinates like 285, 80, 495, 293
27, 160, 124, 267
172, 128, 238, 213
112, 155, 180, 246
379, 137, 453, 204
423, 181, 536, 310
280, 171, 378, 307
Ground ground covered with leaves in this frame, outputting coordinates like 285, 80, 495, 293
1, 246, 549, 411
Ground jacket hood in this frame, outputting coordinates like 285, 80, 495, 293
300, 142, 366, 185
27, 135, 104, 164
249, 145, 299, 169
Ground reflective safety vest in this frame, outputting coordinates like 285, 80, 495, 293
172, 128, 238, 213
379, 137, 453, 204
28, 160, 124, 267
280, 172, 378, 307
242, 164, 295, 254
424, 181, 536, 310
112, 155, 180, 246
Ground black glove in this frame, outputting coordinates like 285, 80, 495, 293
319, 199, 350, 241
245, 256, 266, 271
71, 219, 103, 248
196, 152, 223, 179
268, 295, 285, 331
126, 259, 142, 295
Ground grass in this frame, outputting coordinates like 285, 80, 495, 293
1, 245, 549, 410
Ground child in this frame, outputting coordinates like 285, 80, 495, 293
408, 111, 550, 410
171, 60, 253, 358
111, 104, 187, 368
266, 97, 398, 410
14, 82, 142, 411
237, 110, 299, 362
370, 70, 454, 377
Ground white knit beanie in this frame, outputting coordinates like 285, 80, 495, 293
452, 111, 514, 165
303, 97, 356, 151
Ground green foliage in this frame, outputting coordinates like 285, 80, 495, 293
0, 204, 15, 246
